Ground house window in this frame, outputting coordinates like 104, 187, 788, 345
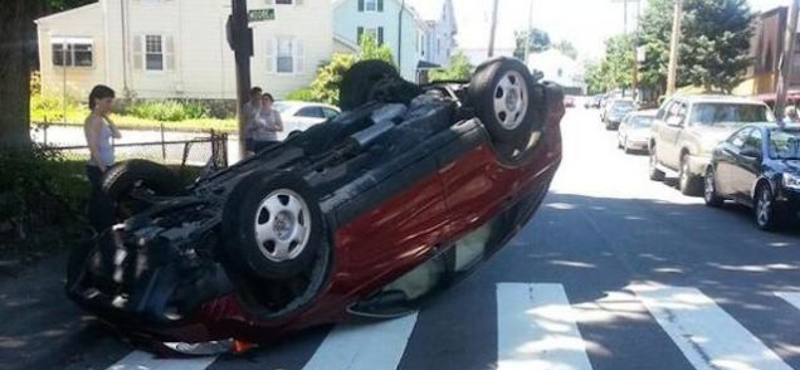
277, 37, 295, 73
51, 38, 93, 67
365, 0, 377, 11
145, 35, 164, 71
276, 0, 293, 4
357, 27, 384, 45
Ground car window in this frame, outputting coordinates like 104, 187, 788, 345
689, 103, 772, 126
322, 108, 339, 119
657, 100, 673, 120
728, 128, 751, 148
744, 129, 764, 153
630, 116, 654, 128
665, 101, 686, 123
769, 129, 800, 159
296, 107, 325, 118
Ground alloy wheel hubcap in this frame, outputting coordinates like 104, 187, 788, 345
253, 189, 312, 263
757, 190, 771, 226
493, 71, 528, 130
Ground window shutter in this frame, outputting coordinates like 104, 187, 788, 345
295, 39, 304, 74
165, 35, 176, 71
358, 0, 364, 12
378, 27, 384, 45
266, 38, 275, 74
377, 0, 384, 12
133, 35, 143, 70
357, 27, 364, 44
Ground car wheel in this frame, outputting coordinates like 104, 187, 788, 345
679, 156, 702, 196
755, 184, 784, 231
623, 138, 632, 154
101, 160, 184, 224
339, 60, 400, 111
703, 167, 724, 207
649, 146, 665, 181
222, 170, 324, 280
469, 57, 539, 144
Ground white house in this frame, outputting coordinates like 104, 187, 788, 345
332, 0, 431, 81
527, 49, 585, 94
406, 0, 457, 67
36, 0, 334, 101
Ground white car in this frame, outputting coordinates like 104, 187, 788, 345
273, 101, 341, 139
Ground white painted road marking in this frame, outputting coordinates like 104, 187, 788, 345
300, 313, 418, 370
105, 350, 217, 370
632, 284, 793, 370
496, 283, 594, 370
775, 292, 800, 311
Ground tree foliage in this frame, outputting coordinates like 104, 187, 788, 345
429, 52, 473, 81
585, 35, 635, 94
639, 0, 754, 94
514, 28, 552, 60
309, 34, 395, 105
553, 41, 578, 60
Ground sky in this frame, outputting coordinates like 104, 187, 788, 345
452, 0, 791, 61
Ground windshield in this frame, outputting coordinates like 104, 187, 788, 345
612, 101, 635, 110
689, 103, 773, 126
629, 116, 654, 128
769, 130, 800, 160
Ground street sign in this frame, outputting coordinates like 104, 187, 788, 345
248, 8, 275, 22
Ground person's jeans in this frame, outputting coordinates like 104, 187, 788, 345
86, 165, 113, 232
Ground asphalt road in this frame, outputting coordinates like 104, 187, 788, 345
4, 107, 800, 370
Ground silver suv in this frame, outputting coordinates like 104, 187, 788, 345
648, 95, 774, 195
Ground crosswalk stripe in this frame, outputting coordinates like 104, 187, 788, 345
300, 313, 418, 370
496, 283, 594, 370
775, 292, 800, 311
105, 350, 217, 370
632, 284, 793, 370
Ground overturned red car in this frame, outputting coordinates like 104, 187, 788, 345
66, 57, 564, 355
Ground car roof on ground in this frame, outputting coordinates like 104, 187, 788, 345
672, 94, 766, 105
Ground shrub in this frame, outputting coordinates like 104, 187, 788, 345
30, 93, 87, 123
286, 88, 316, 102
127, 100, 213, 122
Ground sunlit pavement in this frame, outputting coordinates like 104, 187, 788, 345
4, 107, 800, 370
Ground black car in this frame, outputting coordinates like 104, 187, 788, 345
704, 124, 800, 230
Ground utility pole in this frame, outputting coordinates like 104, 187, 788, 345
398, 0, 406, 72
632, 0, 640, 101
666, 0, 684, 97
488, 0, 500, 57
523, 0, 533, 63
775, 0, 800, 123
229, 0, 252, 157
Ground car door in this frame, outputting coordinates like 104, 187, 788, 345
734, 128, 765, 202
715, 128, 751, 197
661, 101, 688, 169
294, 106, 327, 131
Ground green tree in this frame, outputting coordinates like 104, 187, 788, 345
429, 52, 473, 81
639, 0, 754, 95
554, 41, 578, 60
514, 28, 552, 60
588, 35, 635, 93
1, 0, 93, 148
309, 34, 395, 105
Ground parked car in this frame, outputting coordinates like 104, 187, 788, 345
584, 94, 602, 109
617, 110, 657, 153
704, 124, 800, 230
66, 58, 565, 356
273, 101, 340, 138
648, 95, 775, 196
601, 99, 636, 130
564, 95, 576, 108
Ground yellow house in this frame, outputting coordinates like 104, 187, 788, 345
36, 0, 334, 101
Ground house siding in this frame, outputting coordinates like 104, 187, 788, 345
37, 0, 333, 101
334, 0, 424, 80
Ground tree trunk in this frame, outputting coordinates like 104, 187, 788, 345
0, 0, 36, 148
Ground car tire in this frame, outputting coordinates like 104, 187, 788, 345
754, 183, 784, 231
339, 60, 400, 111
703, 167, 724, 207
679, 156, 703, 196
222, 170, 324, 280
649, 146, 665, 181
469, 57, 539, 144
623, 138, 632, 154
101, 160, 184, 223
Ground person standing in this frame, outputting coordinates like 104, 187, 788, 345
242, 87, 263, 155
252, 93, 284, 153
84, 85, 121, 230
